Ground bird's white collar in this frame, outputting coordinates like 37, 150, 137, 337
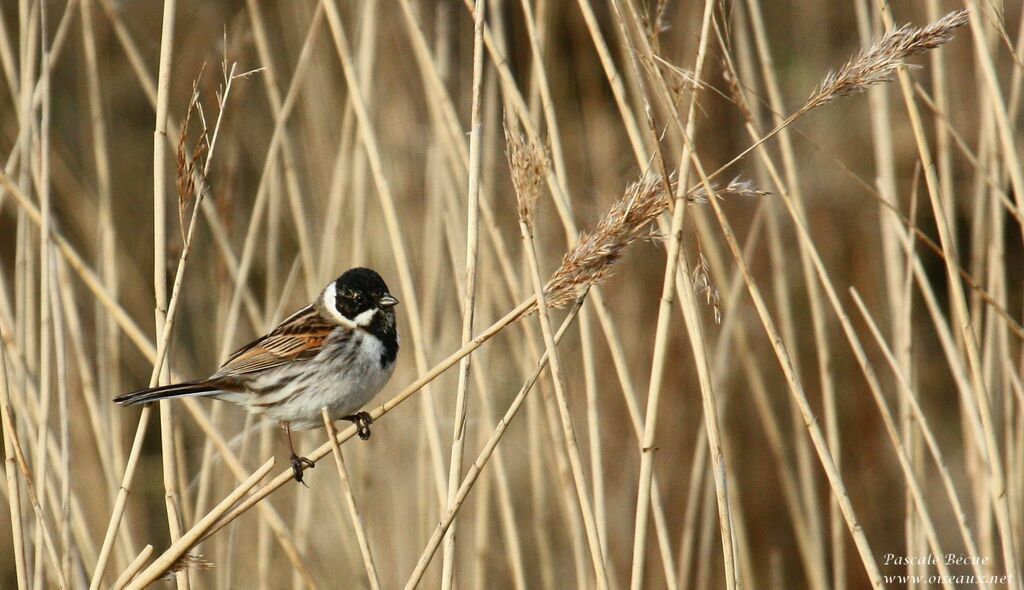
320, 283, 378, 329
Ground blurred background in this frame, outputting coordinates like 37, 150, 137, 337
0, 0, 1021, 588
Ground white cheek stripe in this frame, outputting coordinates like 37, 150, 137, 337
352, 307, 379, 327
321, 283, 358, 329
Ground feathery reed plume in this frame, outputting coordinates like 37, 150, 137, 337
175, 71, 208, 244
688, 177, 769, 203
692, 249, 721, 324
543, 175, 672, 308
806, 10, 968, 110
163, 553, 213, 580
538, 174, 765, 310
504, 121, 549, 227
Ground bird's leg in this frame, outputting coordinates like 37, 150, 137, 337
285, 422, 315, 484
342, 411, 374, 440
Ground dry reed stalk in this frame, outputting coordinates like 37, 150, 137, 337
183, 59, 263, 564
78, 0, 125, 520
574, 0, 648, 163
342, 0, 377, 269
1, 171, 315, 584
440, 26, 552, 581
90, 48, 256, 590
440, 2, 486, 584
913, 84, 1024, 225
729, 92, 964, 583
516, 0, 602, 553
1, 292, 105, 566
120, 459, 275, 589
314, 0, 367, 279
93, 48, 251, 588
90, 0, 272, 331
487, 57, 712, 585
176, 397, 316, 583
33, 3, 57, 586
739, 139, 829, 588
819, 281, 959, 586
404, 296, 588, 589
922, 0, 955, 247
848, 1, 922, 579
519, 174, 609, 588
625, 18, 893, 581
693, 109, 891, 589
1, 2, 1017, 587
688, 4, 974, 585
468, 354, 529, 590
243, 0, 318, 298
112, 545, 153, 590
851, 291, 985, 577
874, 3, 1020, 584
674, 427, 708, 587
0, 343, 29, 590
0, 201, 159, 564
400, 5, 688, 580
575, 3, 714, 581
0, 9, 14, 99
774, 82, 1024, 340
147, 6, 186, 589
0, 362, 67, 588
321, 411, 381, 590
13, 39, 36, 590
398, 4, 617, 579
606, 2, 740, 587
950, 2, 1024, 225
214, 9, 314, 357
698, 196, 823, 589
477, 51, 573, 585
724, 5, 838, 584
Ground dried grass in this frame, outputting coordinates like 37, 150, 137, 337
808, 10, 969, 110
0, 3, 1016, 589
503, 120, 549, 228
544, 175, 672, 308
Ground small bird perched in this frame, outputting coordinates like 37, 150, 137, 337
114, 267, 400, 483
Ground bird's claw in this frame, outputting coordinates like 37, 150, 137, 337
290, 454, 315, 485
343, 412, 374, 440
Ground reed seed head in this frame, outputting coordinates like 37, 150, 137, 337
504, 121, 549, 228
543, 175, 672, 308
807, 10, 968, 110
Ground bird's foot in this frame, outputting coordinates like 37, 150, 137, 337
290, 454, 316, 485
343, 412, 374, 440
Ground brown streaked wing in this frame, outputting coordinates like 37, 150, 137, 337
215, 306, 339, 376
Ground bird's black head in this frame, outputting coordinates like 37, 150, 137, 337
331, 267, 399, 323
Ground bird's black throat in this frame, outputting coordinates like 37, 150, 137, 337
367, 309, 399, 367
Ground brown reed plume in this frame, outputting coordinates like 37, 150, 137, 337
806, 10, 969, 111
701, 9, 970, 198
175, 73, 207, 244
543, 175, 673, 308
503, 121, 549, 227
538, 174, 765, 310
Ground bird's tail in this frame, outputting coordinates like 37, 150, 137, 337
113, 381, 218, 406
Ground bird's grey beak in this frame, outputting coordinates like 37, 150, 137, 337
378, 294, 399, 308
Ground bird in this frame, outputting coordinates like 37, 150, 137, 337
114, 267, 400, 483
